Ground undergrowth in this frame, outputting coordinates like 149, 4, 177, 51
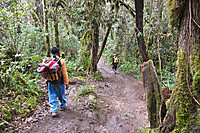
74, 84, 97, 102
0, 55, 45, 132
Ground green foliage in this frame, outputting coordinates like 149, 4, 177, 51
0, 2, 46, 130
1, 0, 197, 131
103, 36, 142, 78
162, 70, 175, 90
91, 71, 104, 81
79, 84, 97, 96
139, 127, 151, 133
0, 54, 44, 126
74, 84, 97, 102
124, 113, 134, 118
81, 86, 89, 96
65, 60, 81, 77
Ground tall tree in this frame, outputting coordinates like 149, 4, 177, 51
50, 0, 67, 53
90, 0, 103, 72
162, 0, 200, 132
157, 0, 164, 124
135, 0, 149, 62
53, 7, 60, 52
91, 18, 100, 72
43, 0, 50, 57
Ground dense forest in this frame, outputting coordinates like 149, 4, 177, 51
0, 0, 199, 132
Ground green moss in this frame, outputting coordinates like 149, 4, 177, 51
190, 42, 200, 128
191, 50, 200, 101
146, 60, 161, 128
167, 0, 187, 27
174, 50, 197, 131
165, 99, 170, 109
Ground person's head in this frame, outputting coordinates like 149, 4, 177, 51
113, 53, 116, 57
51, 47, 59, 55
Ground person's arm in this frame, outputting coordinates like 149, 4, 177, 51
61, 59, 69, 89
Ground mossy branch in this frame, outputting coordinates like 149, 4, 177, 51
30, 10, 43, 31
76, 30, 93, 70
119, 0, 135, 18
97, 24, 112, 63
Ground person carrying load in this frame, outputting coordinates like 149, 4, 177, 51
37, 47, 69, 117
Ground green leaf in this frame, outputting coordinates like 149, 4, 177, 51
193, 72, 199, 80
0, 122, 5, 126
124, 113, 134, 118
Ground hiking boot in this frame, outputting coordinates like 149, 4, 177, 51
60, 107, 66, 111
51, 112, 57, 117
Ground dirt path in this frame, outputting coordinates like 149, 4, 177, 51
22, 57, 149, 133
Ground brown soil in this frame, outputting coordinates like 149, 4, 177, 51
21, 57, 149, 133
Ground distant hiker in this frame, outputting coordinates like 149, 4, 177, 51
112, 54, 119, 73
48, 47, 69, 117
61, 52, 65, 58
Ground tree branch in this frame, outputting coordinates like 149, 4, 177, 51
0, 118, 16, 128
97, 24, 112, 63
192, 18, 200, 29
119, 0, 136, 18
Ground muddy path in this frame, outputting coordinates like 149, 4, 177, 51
22, 57, 149, 133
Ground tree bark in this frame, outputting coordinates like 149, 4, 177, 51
0, 77, 4, 89
142, 60, 163, 128
157, 0, 164, 124
162, 0, 200, 132
91, 19, 99, 72
54, 12, 60, 54
135, 0, 149, 62
43, 0, 50, 57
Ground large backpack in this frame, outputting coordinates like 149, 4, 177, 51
37, 57, 62, 84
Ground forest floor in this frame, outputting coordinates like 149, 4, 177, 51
21, 57, 149, 133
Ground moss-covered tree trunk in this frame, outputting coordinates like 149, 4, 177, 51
142, 60, 163, 128
162, 0, 200, 132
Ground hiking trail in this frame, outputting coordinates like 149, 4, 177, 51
22, 57, 149, 133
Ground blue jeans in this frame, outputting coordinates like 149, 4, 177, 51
48, 82, 67, 112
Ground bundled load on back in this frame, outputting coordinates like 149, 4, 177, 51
37, 57, 62, 84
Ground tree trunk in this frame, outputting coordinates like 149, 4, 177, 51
0, 77, 4, 89
43, 0, 50, 57
54, 12, 60, 54
135, 0, 149, 62
157, 0, 164, 125
91, 19, 99, 72
162, 0, 200, 132
142, 60, 163, 128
